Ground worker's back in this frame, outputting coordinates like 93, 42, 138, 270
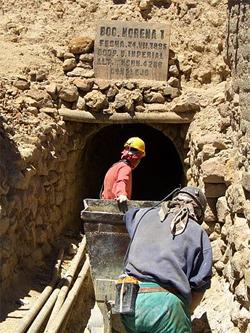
124, 206, 212, 304
101, 161, 132, 199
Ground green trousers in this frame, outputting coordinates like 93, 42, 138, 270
121, 282, 191, 333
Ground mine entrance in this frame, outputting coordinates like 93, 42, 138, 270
83, 123, 184, 201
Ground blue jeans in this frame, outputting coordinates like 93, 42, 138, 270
121, 282, 191, 333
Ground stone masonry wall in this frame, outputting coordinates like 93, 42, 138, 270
9, 37, 189, 118
0, 77, 189, 296
184, 1, 250, 331
0, 103, 99, 290
224, 1, 250, 329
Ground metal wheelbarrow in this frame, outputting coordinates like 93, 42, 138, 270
81, 199, 158, 333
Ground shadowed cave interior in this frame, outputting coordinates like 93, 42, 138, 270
82, 123, 184, 201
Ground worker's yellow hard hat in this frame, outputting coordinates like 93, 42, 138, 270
124, 137, 146, 156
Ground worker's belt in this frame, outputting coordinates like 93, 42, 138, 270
138, 286, 178, 295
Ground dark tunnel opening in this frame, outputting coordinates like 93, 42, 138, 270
83, 123, 184, 201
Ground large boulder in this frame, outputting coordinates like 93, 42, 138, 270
216, 196, 229, 223
84, 91, 107, 112
68, 36, 94, 55
113, 89, 143, 113
25, 89, 53, 108
170, 93, 200, 113
201, 157, 226, 183
73, 78, 93, 92
59, 85, 79, 102
63, 58, 77, 72
13, 77, 30, 90
226, 184, 246, 214
242, 171, 250, 192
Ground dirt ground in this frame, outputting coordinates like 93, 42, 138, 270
0, 272, 238, 333
0, 267, 50, 332
0, 230, 84, 332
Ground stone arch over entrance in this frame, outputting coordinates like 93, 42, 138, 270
82, 123, 185, 201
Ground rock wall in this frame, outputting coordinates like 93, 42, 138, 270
0, 71, 189, 295
185, 1, 250, 331
224, 1, 250, 329
0, 100, 99, 290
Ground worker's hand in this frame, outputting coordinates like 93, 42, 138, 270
116, 195, 128, 203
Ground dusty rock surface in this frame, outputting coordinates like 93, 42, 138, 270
0, 0, 249, 332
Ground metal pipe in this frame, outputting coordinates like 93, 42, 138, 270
14, 249, 64, 333
59, 305, 73, 332
44, 256, 90, 333
26, 286, 62, 333
58, 109, 194, 124
44, 236, 87, 330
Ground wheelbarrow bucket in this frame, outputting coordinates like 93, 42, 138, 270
81, 198, 159, 333
81, 199, 158, 301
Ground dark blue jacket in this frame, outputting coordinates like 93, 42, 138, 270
123, 207, 213, 304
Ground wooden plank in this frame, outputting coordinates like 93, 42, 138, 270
94, 20, 171, 81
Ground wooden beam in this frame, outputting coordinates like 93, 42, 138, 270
58, 109, 194, 124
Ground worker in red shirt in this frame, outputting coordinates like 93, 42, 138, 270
101, 137, 146, 203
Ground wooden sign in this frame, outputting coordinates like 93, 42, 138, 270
94, 20, 171, 81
